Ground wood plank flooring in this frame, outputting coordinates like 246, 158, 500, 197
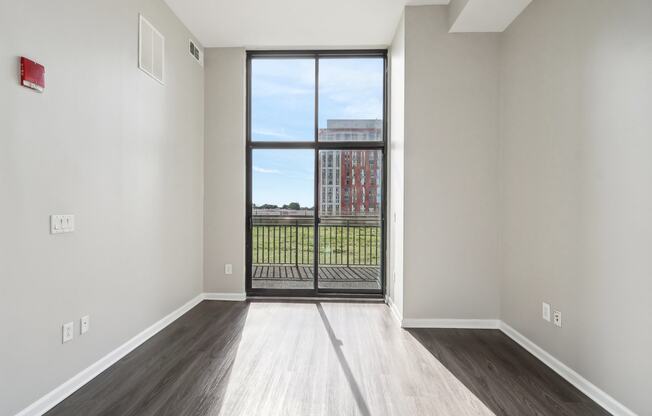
408, 329, 611, 416
46, 301, 610, 416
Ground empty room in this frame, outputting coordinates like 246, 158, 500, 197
1, 0, 650, 415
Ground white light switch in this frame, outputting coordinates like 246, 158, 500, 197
225, 264, 233, 275
51, 214, 75, 234
542, 302, 551, 322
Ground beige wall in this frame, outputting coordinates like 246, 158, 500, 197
203, 48, 246, 295
401, 6, 501, 320
388, 13, 406, 316
0, 1, 204, 414
500, 1, 652, 413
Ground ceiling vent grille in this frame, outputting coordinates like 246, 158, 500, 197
139, 14, 165, 84
189, 39, 203, 66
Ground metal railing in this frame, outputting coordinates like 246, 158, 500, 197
252, 216, 381, 266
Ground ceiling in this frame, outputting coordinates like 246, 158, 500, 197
449, 0, 532, 32
163, 0, 450, 48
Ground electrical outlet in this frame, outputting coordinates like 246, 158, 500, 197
62, 322, 74, 343
542, 302, 551, 322
553, 310, 562, 327
80, 315, 90, 335
225, 264, 233, 275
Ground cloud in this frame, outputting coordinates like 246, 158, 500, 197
252, 79, 313, 98
251, 59, 315, 98
318, 59, 384, 121
253, 166, 281, 174
252, 128, 290, 139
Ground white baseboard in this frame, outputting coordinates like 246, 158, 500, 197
499, 322, 637, 416
15, 293, 205, 416
203, 292, 247, 301
401, 318, 500, 329
384, 300, 500, 329
385, 295, 403, 325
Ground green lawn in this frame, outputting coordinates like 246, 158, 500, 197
252, 225, 381, 266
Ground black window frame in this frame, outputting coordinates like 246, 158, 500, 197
245, 49, 388, 298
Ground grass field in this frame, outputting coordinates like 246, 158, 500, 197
252, 225, 381, 266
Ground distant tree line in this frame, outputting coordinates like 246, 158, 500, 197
253, 202, 313, 210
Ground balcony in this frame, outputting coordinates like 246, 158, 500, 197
252, 216, 381, 290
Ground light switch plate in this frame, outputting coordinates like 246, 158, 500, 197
62, 322, 74, 343
80, 315, 90, 335
51, 214, 75, 234
542, 302, 551, 322
225, 264, 233, 275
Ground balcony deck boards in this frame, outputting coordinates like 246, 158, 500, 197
252, 265, 379, 282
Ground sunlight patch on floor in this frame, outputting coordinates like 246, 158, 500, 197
218, 302, 495, 416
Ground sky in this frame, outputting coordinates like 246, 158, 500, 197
251, 58, 384, 207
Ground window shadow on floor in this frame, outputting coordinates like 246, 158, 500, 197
316, 302, 371, 416
406, 328, 610, 416
45, 300, 250, 416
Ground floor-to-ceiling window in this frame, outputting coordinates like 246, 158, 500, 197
246, 50, 387, 297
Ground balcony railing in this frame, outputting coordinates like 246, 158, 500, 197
252, 216, 381, 267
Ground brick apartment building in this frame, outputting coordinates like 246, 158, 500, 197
319, 119, 382, 216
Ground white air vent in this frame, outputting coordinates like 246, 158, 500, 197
139, 14, 164, 84
189, 39, 203, 66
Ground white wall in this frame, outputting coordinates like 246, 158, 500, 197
500, 1, 652, 413
448, 0, 470, 29
203, 47, 247, 295
388, 13, 406, 317
401, 5, 501, 320
0, 1, 205, 414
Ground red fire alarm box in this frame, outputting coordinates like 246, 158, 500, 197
20, 57, 45, 92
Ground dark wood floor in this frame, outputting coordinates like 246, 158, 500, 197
46, 301, 610, 416
408, 329, 611, 416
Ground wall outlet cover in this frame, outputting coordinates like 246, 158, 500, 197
553, 310, 562, 327
80, 315, 90, 334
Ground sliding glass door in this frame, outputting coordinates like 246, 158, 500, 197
245, 51, 387, 297
318, 149, 383, 291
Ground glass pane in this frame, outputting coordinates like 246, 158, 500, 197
251, 150, 314, 289
318, 149, 382, 291
318, 58, 384, 142
251, 59, 315, 141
